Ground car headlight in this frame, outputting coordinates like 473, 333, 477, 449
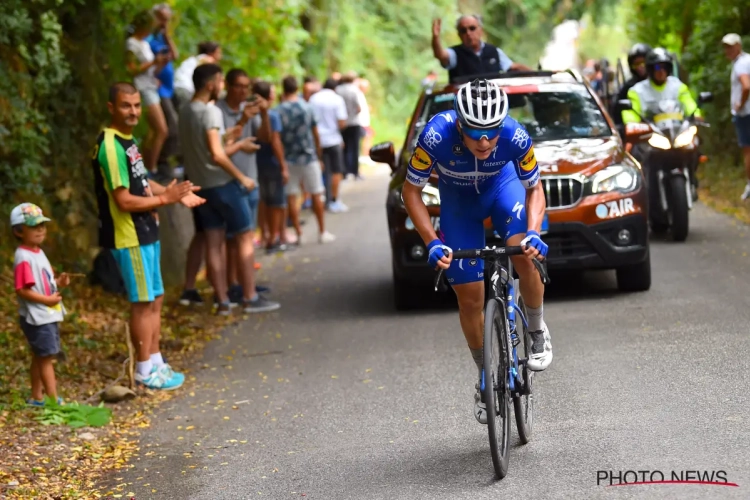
648, 133, 671, 150
421, 185, 440, 206
673, 126, 697, 148
589, 165, 639, 194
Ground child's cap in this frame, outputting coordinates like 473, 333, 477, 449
10, 203, 52, 227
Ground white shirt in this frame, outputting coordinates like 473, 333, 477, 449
126, 37, 158, 92
357, 91, 370, 127
174, 54, 213, 94
309, 89, 348, 148
731, 52, 750, 117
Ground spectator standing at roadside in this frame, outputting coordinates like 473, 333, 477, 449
303, 76, 321, 102
11, 203, 70, 406
309, 78, 349, 213
179, 64, 280, 314
722, 34, 750, 201
173, 42, 222, 107
253, 80, 291, 252
146, 3, 180, 179
336, 71, 364, 180
357, 77, 374, 157
431, 15, 531, 82
215, 68, 274, 304
277, 76, 336, 244
125, 10, 169, 176
92, 82, 204, 389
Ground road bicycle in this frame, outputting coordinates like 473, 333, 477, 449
434, 245, 550, 479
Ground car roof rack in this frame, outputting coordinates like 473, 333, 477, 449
448, 69, 587, 86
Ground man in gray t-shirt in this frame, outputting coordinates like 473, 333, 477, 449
335, 72, 363, 179
723, 33, 750, 201
177, 63, 279, 314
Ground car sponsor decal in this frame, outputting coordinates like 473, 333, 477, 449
410, 146, 433, 171
595, 198, 635, 219
519, 147, 537, 172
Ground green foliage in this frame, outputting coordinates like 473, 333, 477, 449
627, 0, 750, 162
35, 398, 113, 428
577, 2, 631, 63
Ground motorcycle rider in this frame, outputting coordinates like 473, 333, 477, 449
612, 43, 651, 128
622, 48, 703, 198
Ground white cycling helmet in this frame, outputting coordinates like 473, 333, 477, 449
454, 79, 509, 129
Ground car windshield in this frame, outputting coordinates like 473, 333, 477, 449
414, 84, 613, 146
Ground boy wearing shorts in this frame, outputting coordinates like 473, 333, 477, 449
11, 203, 70, 406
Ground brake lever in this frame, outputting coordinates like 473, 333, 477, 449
532, 258, 551, 286
434, 268, 444, 292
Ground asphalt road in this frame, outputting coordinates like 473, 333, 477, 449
114, 163, 750, 499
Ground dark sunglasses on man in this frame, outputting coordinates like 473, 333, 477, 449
458, 25, 478, 35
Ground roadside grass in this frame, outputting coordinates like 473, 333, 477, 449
697, 160, 750, 225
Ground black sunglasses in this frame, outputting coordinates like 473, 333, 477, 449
458, 25, 478, 35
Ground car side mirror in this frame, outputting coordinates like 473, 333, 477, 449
698, 91, 713, 104
369, 141, 396, 171
624, 122, 652, 143
618, 99, 633, 111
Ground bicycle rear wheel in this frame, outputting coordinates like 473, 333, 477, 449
513, 292, 534, 444
483, 297, 511, 479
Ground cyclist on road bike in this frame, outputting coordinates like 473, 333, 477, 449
402, 79, 552, 425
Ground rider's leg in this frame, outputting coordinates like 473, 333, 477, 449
438, 185, 488, 422
489, 176, 552, 371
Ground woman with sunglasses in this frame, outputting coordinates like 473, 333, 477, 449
402, 79, 552, 425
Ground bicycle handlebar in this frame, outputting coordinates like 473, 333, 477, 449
433, 245, 550, 292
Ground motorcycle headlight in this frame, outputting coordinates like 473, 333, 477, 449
673, 125, 698, 148
588, 165, 639, 194
648, 133, 672, 150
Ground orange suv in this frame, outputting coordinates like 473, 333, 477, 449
371, 70, 651, 310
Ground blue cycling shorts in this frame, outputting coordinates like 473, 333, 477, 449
438, 170, 528, 286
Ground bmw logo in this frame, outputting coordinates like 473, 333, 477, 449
595, 204, 609, 219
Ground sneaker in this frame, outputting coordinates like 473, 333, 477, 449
474, 381, 487, 425
328, 200, 349, 213
157, 364, 185, 386
26, 397, 64, 407
526, 323, 553, 372
179, 289, 204, 307
242, 295, 281, 313
136, 366, 183, 390
741, 184, 750, 201
319, 231, 336, 244
216, 302, 233, 316
228, 284, 244, 305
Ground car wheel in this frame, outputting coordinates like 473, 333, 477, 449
616, 250, 651, 292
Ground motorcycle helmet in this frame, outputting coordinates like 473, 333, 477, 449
627, 43, 652, 69
645, 48, 673, 82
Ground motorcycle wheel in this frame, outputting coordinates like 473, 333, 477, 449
669, 175, 689, 242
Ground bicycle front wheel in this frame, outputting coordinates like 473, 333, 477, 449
513, 292, 534, 444
483, 297, 511, 479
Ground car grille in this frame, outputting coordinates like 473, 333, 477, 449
544, 232, 595, 260
542, 177, 584, 209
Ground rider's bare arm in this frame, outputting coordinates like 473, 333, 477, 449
525, 182, 546, 234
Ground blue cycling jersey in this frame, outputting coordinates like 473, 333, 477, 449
406, 110, 540, 192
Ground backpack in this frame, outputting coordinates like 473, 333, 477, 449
88, 249, 127, 296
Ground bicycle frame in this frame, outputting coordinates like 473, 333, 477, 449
484, 255, 528, 395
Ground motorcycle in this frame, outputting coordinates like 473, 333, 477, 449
620, 92, 712, 242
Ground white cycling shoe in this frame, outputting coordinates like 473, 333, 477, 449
474, 382, 488, 425
527, 323, 553, 372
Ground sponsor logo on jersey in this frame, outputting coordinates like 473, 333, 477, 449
519, 147, 537, 173
406, 172, 425, 185
452, 144, 463, 155
424, 127, 443, 149
410, 146, 433, 171
511, 127, 530, 149
482, 160, 508, 167
523, 170, 540, 188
